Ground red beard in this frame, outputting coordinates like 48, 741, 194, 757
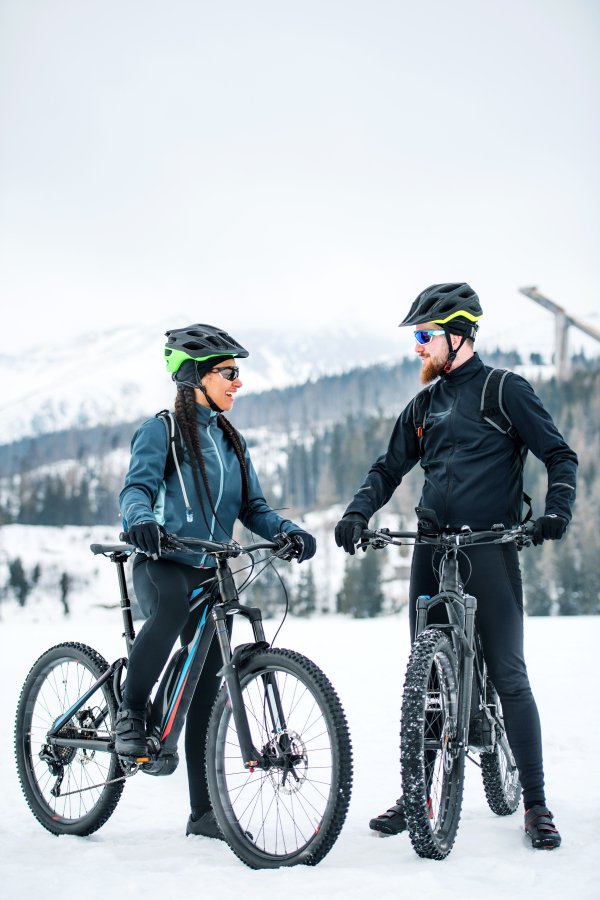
420, 352, 448, 384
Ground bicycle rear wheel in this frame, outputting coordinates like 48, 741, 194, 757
206, 648, 352, 869
15, 642, 124, 835
480, 677, 521, 815
401, 628, 464, 859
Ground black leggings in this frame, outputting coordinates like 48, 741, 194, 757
409, 542, 545, 807
123, 556, 231, 809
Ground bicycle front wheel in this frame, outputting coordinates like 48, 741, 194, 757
206, 648, 353, 869
401, 628, 464, 860
15, 642, 124, 836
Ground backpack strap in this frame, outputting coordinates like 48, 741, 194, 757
522, 491, 533, 524
480, 370, 533, 524
156, 410, 185, 477
480, 368, 520, 440
412, 387, 433, 459
156, 410, 193, 523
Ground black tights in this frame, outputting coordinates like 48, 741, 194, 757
123, 556, 231, 809
409, 542, 545, 808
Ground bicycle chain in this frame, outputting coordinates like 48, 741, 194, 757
54, 763, 141, 797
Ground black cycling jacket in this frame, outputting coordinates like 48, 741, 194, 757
344, 353, 578, 530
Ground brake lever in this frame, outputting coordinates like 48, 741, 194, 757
162, 534, 195, 555
271, 533, 298, 561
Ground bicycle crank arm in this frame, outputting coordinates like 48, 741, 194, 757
220, 661, 267, 769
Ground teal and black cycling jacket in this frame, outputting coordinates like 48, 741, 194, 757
344, 353, 578, 531
119, 402, 297, 566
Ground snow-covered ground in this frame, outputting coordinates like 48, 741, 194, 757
1, 595, 598, 898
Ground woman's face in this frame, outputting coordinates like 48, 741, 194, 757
194, 358, 243, 412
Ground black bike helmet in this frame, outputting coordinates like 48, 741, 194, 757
164, 324, 249, 374
400, 283, 483, 374
399, 283, 482, 333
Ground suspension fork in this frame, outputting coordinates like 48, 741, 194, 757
457, 594, 477, 749
231, 594, 288, 743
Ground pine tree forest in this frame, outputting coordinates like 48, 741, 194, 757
1, 356, 599, 616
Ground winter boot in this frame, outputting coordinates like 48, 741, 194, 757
524, 805, 561, 849
369, 797, 407, 835
186, 809, 225, 841
114, 705, 148, 757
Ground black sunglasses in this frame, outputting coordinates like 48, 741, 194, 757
209, 365, 240, 382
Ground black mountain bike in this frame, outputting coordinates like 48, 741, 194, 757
14, 532, 353, 869
359, 510, 532, 860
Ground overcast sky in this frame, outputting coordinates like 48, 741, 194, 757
1, 0, 599, 358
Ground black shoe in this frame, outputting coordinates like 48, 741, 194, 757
186, 810, 225, 840
114, 706, 148, 757
525, 805, 561, 850
369, 797, 407, 835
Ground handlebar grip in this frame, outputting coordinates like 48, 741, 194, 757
119, 532, 130, 543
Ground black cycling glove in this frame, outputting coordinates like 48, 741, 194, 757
334, 513, 368, 555
129, 520, 166, 559
288, 530, 317, 563
532, 514, 568, 546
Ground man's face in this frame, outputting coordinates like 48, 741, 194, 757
414, 322, 450, 384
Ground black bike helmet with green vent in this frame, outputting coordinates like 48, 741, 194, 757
400, 283, 483, 374
399, 283, 482, 332
164, 324, 249, 374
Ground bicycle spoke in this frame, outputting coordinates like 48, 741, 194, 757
217, 661, 336, 858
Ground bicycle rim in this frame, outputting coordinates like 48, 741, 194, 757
15, 643, 123, 833
208, 649, 352, 867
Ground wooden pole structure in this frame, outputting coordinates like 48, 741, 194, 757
519, 287, 600, 381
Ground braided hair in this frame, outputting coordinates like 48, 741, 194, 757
174, 385, 250, 535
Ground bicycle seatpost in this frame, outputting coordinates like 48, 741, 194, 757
114, 552, 135, 655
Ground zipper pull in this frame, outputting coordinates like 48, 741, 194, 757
186, 507, 193, 523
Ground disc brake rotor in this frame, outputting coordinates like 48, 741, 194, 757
442, 719, 455, 774
265, 729, 308, 795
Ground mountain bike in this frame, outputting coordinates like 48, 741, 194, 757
359, 511, 533, 860
14, 532, 353, 869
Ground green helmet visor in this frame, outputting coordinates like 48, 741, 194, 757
164, 347, 242, 374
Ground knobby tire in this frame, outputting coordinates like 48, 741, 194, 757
15, 642, 124, 836
480, 678, 521, 816
401, 628, 465, 860
205, 648, 353, 869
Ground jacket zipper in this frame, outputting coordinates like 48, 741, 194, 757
195, 416, 225, 568
445, 384, 459, 527
206, 416, 225, 539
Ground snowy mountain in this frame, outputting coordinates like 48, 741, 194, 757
0, 319, 403, 443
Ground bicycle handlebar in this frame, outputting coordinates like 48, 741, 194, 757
90, 532, 292, 559
358, 522, 534, 550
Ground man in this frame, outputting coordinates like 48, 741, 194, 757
335, 283, 577, 850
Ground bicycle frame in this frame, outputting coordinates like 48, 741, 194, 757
46, 544, 289, 776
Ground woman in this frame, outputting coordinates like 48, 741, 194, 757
118, 324, 316, 839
